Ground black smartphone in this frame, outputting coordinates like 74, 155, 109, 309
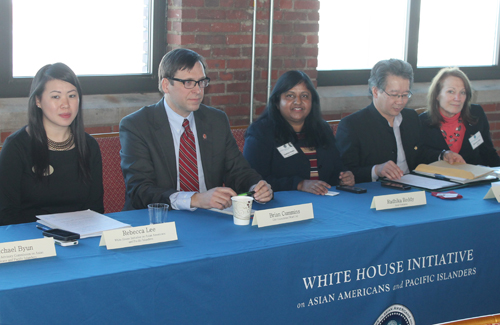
381, 182, 411, 191
43, 229, 80, 241
336, 185, 367, 194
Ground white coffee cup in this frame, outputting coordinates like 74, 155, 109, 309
231, 196, 253, 226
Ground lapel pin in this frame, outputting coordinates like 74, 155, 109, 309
203, 134, 207, 140
414, 146, 418, 150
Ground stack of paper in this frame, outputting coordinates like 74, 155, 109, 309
392, 174, 458, 190
414, 161, 496, 184
37, 210, 130, 238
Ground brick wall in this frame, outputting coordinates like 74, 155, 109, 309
3, 0, 500, 156
482, 103, 500, 154
166, 0, 320, 125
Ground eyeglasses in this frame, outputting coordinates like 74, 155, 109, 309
168, 77, 210, 89
382, 89, 412, 100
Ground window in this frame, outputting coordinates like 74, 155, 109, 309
0, 0, 165, 97
318, 0, 500, 86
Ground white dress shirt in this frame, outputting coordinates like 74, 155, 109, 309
164, 98, 207, 210
371, 113, 410, 181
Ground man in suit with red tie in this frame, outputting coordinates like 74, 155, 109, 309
120, 48, 272, 211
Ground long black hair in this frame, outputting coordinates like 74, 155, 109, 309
28, 63, 91, 182
257, 70, 328, 147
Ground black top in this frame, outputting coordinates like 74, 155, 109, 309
243, 116, 347, 191
0, 127, 104, 225
336, 103, 434, 183
419, 104, 500, 167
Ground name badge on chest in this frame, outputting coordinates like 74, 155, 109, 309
469, 131, 484, 150
277, 142, 298, 158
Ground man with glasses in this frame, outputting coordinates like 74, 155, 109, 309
336, 59, 432, 183
120, 48, 272, 210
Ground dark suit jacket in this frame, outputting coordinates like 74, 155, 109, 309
336, 103, 432, 183
119, 100, 262, 210
243, 117, 347, 191
419, 104, 500, 167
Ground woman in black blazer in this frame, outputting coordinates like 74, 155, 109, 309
419, 67, 500, 167
243, 71, 354, 195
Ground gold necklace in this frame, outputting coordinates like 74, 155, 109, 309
47, 132, 74, 151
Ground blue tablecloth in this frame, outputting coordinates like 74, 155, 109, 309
1, 183, 499, 324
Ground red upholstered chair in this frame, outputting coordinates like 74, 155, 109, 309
92, 133, 125, 213
327, 120, 340, 136
230, 125, 248, 153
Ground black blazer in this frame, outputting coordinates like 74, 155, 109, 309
243, 117, 347, 191
119, 100, 262, 210
336, 103, 431, 183
419, 104, 500, 167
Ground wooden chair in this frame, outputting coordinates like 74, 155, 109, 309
327, 120, 341, 136
415, 107, 426, 115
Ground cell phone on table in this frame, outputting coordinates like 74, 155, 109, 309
381, 182, 411, 191
336, 185, 367, 194
43, 229, 80, 241
54, 238, 79, 246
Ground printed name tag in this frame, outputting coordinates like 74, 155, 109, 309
483, 181, 500, 203
469, 131, 484, 150
0, 237, 56, 264
277, 142, 299, 158
252, 203, 313, 227
370, 191, 426, 211
99, 222, 177, 250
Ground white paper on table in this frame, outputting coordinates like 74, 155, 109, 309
393, 174, 458, 190
37, 209, 130, 238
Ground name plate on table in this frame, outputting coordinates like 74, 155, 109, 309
0, 237, 56, 264
252, 203, 313, 227
370, 191, 426, 211
99, 222, 177, 250
483, 181, 500, 202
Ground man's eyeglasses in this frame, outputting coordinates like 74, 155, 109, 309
168, 77, 210, 89
382, 89, 412, 100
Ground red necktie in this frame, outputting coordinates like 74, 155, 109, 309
179, 119, 199, 192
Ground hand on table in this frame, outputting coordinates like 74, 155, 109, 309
443, 151, 466, 164
339, 171, 355, 186
298, 180, 331, 195
375, 161, 404, 180
253, 180, 273, 203
191, 187, 237, 210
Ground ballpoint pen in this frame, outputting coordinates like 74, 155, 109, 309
434, 174, 450, 181
36, 224, 51, 231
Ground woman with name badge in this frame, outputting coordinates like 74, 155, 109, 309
0, 63, 104, 225
243, 70, 354, 195
419, 67, 500, 166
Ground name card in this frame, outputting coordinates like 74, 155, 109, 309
370, 191, 426, 211
252, 203, 313, 227
0, 237, 56, 264
483, 181, 500, 202
99, 222, 177, 250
